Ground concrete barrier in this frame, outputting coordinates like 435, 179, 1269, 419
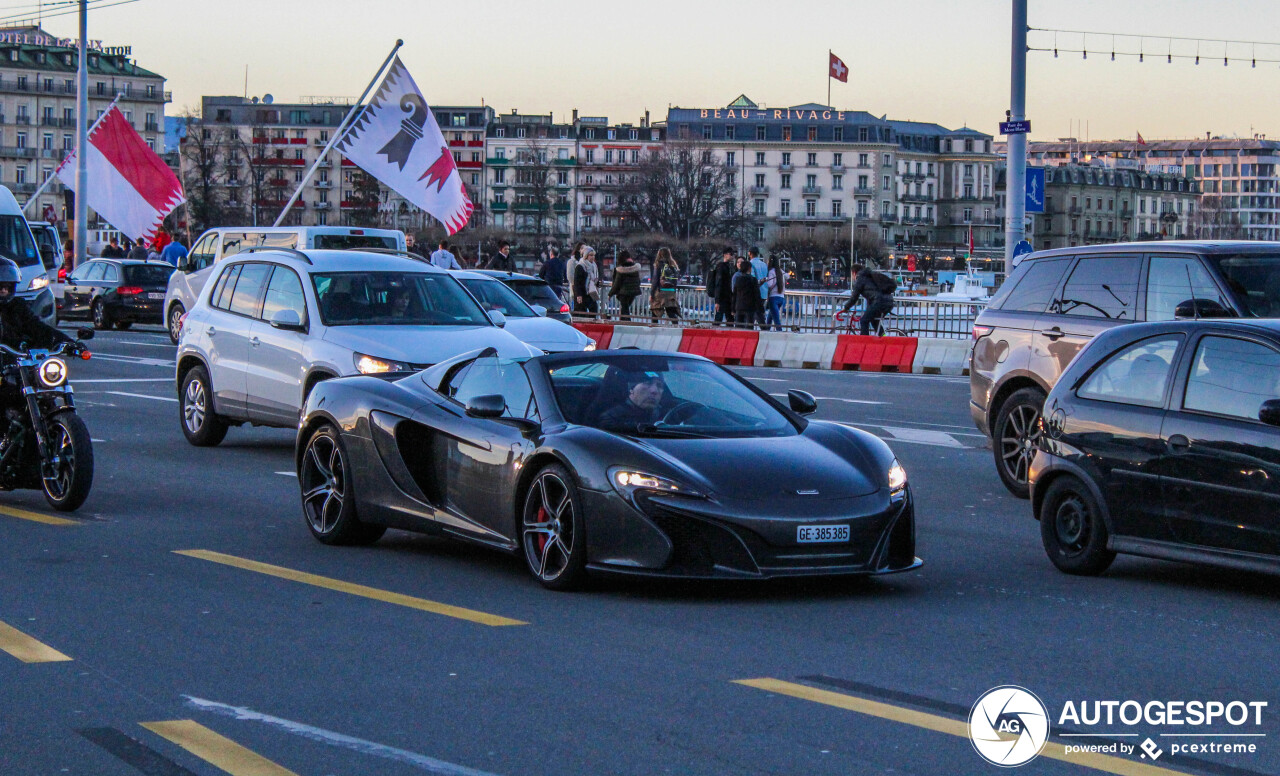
753, 331, 839, 369
609, 325, 685, 352
911, 337, 974, 375
572, 322, 615, 349
831, 335, 918, 372
679, 329, 759, 366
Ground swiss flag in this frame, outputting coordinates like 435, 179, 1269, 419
829, 52, 849, 83
1137, 131, 1147, 146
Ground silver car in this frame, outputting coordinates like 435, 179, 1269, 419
175, 249, 539, 446
454, 271, 594, 353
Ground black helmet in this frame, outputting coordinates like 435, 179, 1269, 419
0, 258, 20, 302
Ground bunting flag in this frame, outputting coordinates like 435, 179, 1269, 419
335, 57, 473, 234
55, 106, 184, 242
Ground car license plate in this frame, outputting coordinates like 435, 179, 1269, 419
147, 292, 164, 300
797, 524, 849, 544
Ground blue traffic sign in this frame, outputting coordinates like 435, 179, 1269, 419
1011, 240, 1034, 267
1025, 167, 1045, 213
1000, 120, 1031, 135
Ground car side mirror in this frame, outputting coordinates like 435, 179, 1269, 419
1174, 298, 1234, 319
1259, 399, 1280, 427
465, 394, 506, 418
488, 310, 507, 328
268, 308, 306, 332
76, 327, 94, 341
787, 389, 817, 415
531, 304, 548, 317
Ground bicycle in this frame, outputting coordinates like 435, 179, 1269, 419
833, 308, 907, 337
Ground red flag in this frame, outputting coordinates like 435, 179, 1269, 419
968, 223, 974, 257
1137, 131, 1147, 145
829, 52, 849, 83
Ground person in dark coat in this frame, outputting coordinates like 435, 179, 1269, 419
708, 248, 736, 324
608, 250, 641, 320
841, 264, 897, 335
538, 245, 567, 300
730, 259, 757, 327
485, 240, 515, 272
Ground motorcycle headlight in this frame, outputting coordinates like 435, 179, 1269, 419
608, 467, 703, 498
38, 357, 67, 387
888, 459, 907, 496
354, 352, 410, 374
29, 276, 49, 291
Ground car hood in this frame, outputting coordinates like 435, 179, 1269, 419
501, 316, 591, 352
621, 428, 882, 501
322, 325, 539, 364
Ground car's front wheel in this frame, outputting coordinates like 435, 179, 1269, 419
521, 464, 587, 590
167, 303, 184, 344
299, 424, 385, 546
91, 299, 111, 330
180, 365, 228, 447
1039, 475, 1115, 576
993, 387, 1046, 499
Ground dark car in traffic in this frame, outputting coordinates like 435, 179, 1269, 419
475, 270, 571, 322
296, 349, 919, 589
972, 241, 1280, 498
1031, 319, 1280, 577
60, 258, 175, 330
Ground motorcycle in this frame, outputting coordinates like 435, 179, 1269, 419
0, 328, 94, 511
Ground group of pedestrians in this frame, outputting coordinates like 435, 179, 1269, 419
707, 246, 787, 330
99, 229, 188, 265
537, 243, 681, 323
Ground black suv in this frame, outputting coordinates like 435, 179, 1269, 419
971, 241, 1280, 498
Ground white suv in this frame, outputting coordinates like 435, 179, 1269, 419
175, 248, 539, 446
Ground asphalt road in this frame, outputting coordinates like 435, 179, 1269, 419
0, 326, 1277, 776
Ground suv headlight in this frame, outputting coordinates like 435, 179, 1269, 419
29, 276, 49, 291
353, 352, 410, 374
888, 459, 907, 496
608, 467, 703, 498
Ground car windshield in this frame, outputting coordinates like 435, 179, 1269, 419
31, 226, 59, 270
124, 264, 175, 285
545, 355, 796, 438
508, 280, 564, 311
312, 234, 399, 250
0, 216, 41, 267
1205, 254, 1280, 317
459, 278, 538, 318
311, 271, 490, 326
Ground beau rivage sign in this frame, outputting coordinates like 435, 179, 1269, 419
0, 31, 128, 54
691, 108, 852, 121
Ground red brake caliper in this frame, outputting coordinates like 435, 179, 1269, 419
536, 507, 549, 554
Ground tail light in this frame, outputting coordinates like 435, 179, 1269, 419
57, 267, 68, 281
117, 285, 144, 296
559, 304, 570, 313
972, 324, 993, 340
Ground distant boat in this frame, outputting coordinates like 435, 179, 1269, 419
930, 270, 991, 302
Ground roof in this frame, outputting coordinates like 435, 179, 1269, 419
0, 42, 163, 80
727, 95, 757, 109
233, 249, 447, 273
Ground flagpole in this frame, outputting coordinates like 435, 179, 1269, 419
23, 93, 125, 217
274, 39, 403, 227
74, 0, 88, 268
827, 50, 831, 107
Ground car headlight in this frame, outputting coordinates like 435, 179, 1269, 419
608, 467, 703, 498
38, 357, 67, 387
353, 352, 410, 374
888, 459, 907, 496
583, 340, 597, 351
29, 276, 49, 291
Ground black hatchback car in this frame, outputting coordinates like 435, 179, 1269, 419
1031, 319, 1280, 577
60, 258, 175, 330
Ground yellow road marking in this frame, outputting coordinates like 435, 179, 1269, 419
174, 549, 528, 627
141, 720, 299, 776
734, 679, 1194, 776
0, 619, 72, 663
0, 505, 78, 525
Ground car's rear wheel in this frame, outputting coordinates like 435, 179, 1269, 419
299, 424, 385, 546
167, 303, 184, 344
521, 463, 587, 590
91, 299, 111, 330
180, 365, 228, 447
993, 387, 1046, 499
1040, 476, 1115, 576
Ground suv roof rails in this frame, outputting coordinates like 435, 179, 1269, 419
242, 246, 313, 265
346, 247, 432, 265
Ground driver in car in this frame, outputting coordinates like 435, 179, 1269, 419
598, 373, 666, 432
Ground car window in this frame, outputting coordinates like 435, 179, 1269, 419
1077, 335, 1181, 408
1183, 336, 1280, 421
1203, 254, 1280, 317
1053, 255, 1142, 319
221, 232, 253, 258
998, 258, 1070, 313
1145, 256, 1228, 322
311, 271, 489, 326
261, 265, 308, 325
211, 264, 241, 311
262, 232, 299, 249
32, 226, 59, 270
509, 280, 563, 310
102, 264, 119, 283
124, 264, 176, 285
0, 215, 40, 267
459, 278, 537, 317
227, 263, 272, 318
451, 356, 538, 421
84, 262, 106, 281
188, 234, 217, 272
69, 262, 96, 282
312, 234, 397, 250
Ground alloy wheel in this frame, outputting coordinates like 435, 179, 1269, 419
168, 307, 183, 341
1000, 403, 1041, 487
522, 471, 576, 581
300, 432, 346, 535
183, 378, 207, 434
44, 422, 73, 500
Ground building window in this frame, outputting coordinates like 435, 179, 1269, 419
832, 174, 843, 190
807, 126, 817, 141
41, 133, 52, 150
833, 152, 843, 166
702, 125, 712, 139
495, 127, 506, 138
781, 152, 792, 166
782, 126, 792, 141
806, 174, 817, 188
780, 174, 791, 189
585, 149, 594, 163
780, 200, 791, 216
832, 201, 842, 217
806, 152, 817, 166
859, 127, 869, 142
754, 200, 766, 215
857, 201, 868, 218
806, 201, 817, 217
726, 151, 736, 167
755, 173, 765, 187
858, 153, 868, 167
755, 151, 765, 166
882, 175, 890, 191
15, 165, 25, 184
755, 225, 765, 241
964, 184, 974, 198
605, 149, 613, 164
756, 125, 766, 140
833, 126, 843, 142
882, 153, 892, 167
725, 125, 735, 140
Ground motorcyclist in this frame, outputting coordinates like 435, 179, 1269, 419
0, 259, 76, 352
841, 263, 897, 336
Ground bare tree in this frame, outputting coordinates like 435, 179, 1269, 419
619, 136, 753, 248
178, 111, 225, 232
1191, 195, 1246, 240
347, 169, 381, 227
514, 138, 555, 243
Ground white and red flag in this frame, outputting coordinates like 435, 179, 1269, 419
335, 57, 473, 234
829, 52, 849, 83
1137, 131, 1147, 145
55, 106, 184, 242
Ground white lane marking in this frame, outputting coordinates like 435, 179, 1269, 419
91, 438, 105, 443
746, 377, 788, 382
77, 378, 173, 384
769, 393, 885, 405
88, 353, 174, 367
837, 422, 969, 449
184, 696, 504, 776
115, 341, 176, 348
104, 391, 178, 403
274, 471, 297, 477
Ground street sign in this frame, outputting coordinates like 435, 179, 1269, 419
1000, 120, 1031, 135
1024, 166, 1045, 213
1012, 240, 1033, 263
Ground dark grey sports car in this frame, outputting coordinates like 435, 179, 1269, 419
295, 349, 921, 589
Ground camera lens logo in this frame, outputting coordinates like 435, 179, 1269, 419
969, 686, 1050, 767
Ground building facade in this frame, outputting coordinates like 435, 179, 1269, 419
0, 26, 168, 226
483, 110, 577, 240
574, 112, 663, 238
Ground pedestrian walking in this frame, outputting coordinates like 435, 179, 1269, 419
609, 250, 641, 320
708, 247, 736, 325
842, 263, 897, 335
127, 240, 147, 260
101, 236, 124, 259
538, 245, 567, 300
748, 246, 768, 326
160, 235, 187, 266
731, 259, 757, 327
573, 247, 599, 314
485, 240, 515, 272
565, 242, 584, 306
430, 239, 461, 270
649, 247, 681, 323
765, 256, 787, 331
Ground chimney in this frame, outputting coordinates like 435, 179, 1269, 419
644, 109, 650, 127
572, 108, 578, 123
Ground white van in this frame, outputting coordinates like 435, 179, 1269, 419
0, 187, 57, 325
163, 226, 405, 343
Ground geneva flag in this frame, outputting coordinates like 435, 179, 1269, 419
56, 106, 185, 242
335, 57, 473, 234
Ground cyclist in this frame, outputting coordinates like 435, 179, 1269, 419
841, 264, 897, 336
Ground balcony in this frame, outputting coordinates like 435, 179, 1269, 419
0, 146, 37, 158
777, 163, 794, 172
14, 116, 29, 125
554, 203, 571, 213
144, 123, 159, 133
900, 193, 934, 203
490, 202, 509, 212
852, 186, 874, 196
226, 179, 244, 188
10, 182, 37, 193
880, 213, 898, 223
487, 157, 510, 166
830, 164, 845, 173
40, 117, 58, 127
317, 160, 332, 168
553, 159, 576, 166
314, 180, 332, 189
313, 201, 331, 210
750, 185, 769, 196
801, 186, 822, 197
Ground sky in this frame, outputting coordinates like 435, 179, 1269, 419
28, 0, 1280, 142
